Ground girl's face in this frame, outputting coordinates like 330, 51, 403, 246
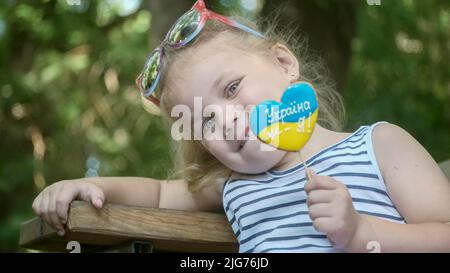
169, 35, 300, 174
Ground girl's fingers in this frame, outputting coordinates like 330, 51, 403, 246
48, 189, 65, 235
40, 190, 51, 229
308, 203, 333, 220
32, 194, 42, 216
55, 184, 78, 225
55, 200, 69, 226
306, 189, 335, 206
305, 168, 316, 181
87, 186, 105, 209
304, 175, 337, 193
33, 181, 105, 236
78, 183, 104, 209
312, 217, 334, 235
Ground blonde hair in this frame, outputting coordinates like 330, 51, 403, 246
145, 15, 345, 192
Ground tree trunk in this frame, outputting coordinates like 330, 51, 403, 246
262, 0, 357, 93
145, 0, 194, 48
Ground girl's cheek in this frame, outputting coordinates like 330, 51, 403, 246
241, 84, 279, 104
202, 138, 226, 154
206, 143, 231, 162
203, 129, 223, 143
239, 87, 261, 105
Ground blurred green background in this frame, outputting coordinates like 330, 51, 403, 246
0, 0, 448, 252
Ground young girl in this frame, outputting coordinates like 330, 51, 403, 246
32, 0, 450, 252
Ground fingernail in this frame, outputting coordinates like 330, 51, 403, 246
57, 230, 65, 236
95, 198, 103, 207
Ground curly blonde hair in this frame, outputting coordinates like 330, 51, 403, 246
143, 15, 345, 192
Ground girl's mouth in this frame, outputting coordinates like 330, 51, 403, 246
239, 125, 250, 150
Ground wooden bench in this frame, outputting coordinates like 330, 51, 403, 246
19, 160, 450, 253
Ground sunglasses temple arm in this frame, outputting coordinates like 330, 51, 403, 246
212, 14, 265, 39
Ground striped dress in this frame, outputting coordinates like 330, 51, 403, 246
222, 121, 405, 253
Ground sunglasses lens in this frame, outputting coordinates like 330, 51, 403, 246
167, 10, 201, 45
139, 50, 162, 93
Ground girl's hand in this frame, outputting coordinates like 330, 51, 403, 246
304, 169, 362, 250
32, 179, 105, 236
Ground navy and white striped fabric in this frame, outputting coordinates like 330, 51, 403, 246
222, 121, 405, 253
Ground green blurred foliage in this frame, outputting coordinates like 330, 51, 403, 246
0, 0, 172, 252
0, 0, 448, 252
344, 0, 450, 161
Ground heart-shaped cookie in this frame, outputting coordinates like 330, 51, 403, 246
250, 82, 318, 151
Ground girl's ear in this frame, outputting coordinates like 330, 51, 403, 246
269, 43, 300, 83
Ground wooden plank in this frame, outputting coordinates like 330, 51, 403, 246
20, 201, 238, 253
439, 159, 450, 180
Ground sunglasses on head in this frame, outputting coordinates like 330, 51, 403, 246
135, 0, 265, 107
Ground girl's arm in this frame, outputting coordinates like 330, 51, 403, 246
348, 123, 450, 252
83, 177, 223, 212
159, 179, 224, 212
85, 177, 161, 207
33, 177, 224, 236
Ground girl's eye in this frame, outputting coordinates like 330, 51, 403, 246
225, 80, 241, 98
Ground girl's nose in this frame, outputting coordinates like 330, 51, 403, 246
223, 116, 237, 139
223, 111, 240, 140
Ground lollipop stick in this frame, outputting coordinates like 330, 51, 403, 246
299, 151, 312, 181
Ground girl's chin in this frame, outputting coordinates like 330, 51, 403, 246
233, 162, 277, 174
232, 153, 285, 174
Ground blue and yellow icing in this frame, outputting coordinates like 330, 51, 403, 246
250, 82, 318, 151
